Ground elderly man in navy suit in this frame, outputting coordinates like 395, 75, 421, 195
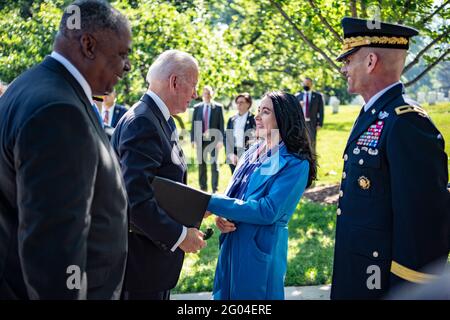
112, 50, 206, 300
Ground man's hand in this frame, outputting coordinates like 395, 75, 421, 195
179, 228, 206, 253
216, 141, 223, 150
216, 217, 236, 234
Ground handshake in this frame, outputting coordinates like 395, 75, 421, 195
178, 227, 208, 253
178, 212, 236, 254
178, 211, 214, 253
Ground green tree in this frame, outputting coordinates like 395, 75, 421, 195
1, 0, 448, 105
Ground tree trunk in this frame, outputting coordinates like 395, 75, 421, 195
350, 0, 357, 17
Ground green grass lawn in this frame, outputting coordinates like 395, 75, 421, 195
173, 102, 450, 294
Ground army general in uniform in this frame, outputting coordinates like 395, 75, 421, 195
331, 17, 449, 299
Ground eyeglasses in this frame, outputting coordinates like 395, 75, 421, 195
341, 52, 370, 67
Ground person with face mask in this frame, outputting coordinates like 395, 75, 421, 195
294, 77, 324, 153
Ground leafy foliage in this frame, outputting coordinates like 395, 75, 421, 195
0, 0, 448, 105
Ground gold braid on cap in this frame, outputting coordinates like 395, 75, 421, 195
342, 36, 409, 52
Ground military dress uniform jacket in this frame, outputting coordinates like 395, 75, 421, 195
331, 83, 449, 299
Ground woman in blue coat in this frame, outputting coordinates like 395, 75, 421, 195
207, 91, 317, 300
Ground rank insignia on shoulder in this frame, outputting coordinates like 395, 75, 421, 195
358, 176, 371, 190
395, 105, 428, 117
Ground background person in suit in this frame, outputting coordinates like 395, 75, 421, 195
190, 86, 225, 193
206, 91, 317, 300
331, 17, 449, 300
0, 0, 131, 299
112, 50, 206, 300
295, 77, 324, 152
102, 90, 127, 128
224, 92, 256, 173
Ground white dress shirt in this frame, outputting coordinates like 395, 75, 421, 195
233, 112, 249, 148
363, 81, 402, 112
146, 90, 186, 252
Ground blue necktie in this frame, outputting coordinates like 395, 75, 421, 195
167, 116, 176, 133
92, 104, 104, 128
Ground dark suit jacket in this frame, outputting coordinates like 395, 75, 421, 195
110, 104, 127, 128
111, 94, 188, 293
190, 102, 224, 144
0, 56, 128, 300
224, 112, 256, 155
295, 91, 324, 128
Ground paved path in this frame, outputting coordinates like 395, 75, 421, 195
172, 285, 331, 300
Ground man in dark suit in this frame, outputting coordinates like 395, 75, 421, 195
295, 77, 324, 152
102, 90, 127, 128
331, 17, 449, 300
190, 86, 225, 193
224, 92, 256, 173
112, 50, 206, 300
0, 0, 131, 299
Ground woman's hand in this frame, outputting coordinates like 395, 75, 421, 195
216, 216, 236, 233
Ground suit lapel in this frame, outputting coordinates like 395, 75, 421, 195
140, 94, 187, 170
345, 83, 403, 151
41, 56, 110, 147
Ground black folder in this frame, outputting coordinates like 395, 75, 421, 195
151, 176, 211, 229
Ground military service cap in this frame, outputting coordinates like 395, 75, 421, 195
336, 17, 419, 61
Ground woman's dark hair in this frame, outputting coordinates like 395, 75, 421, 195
235, 92, 252, 108
266, 91, 317, 187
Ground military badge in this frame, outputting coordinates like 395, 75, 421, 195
378, 111, 389, 119
368, 148, 379, 156
353, 147, 360, 155
358, 176, 371, 190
